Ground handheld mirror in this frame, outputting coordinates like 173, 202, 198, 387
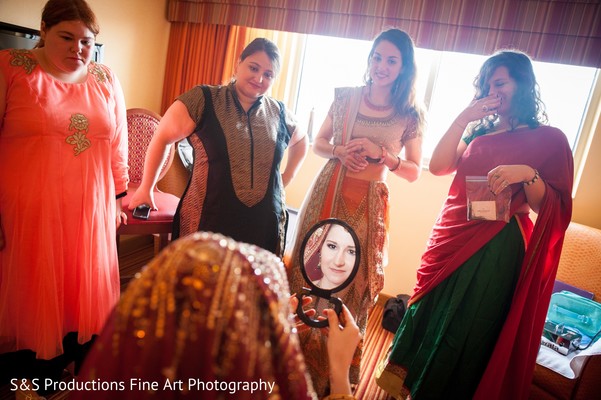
295, 218, 360, 328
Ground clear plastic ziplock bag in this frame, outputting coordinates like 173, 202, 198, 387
466, 176, 511, 222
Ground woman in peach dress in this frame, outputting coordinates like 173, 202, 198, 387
0, 0, 128, 395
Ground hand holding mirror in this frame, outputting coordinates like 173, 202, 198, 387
295, 219, 360, 328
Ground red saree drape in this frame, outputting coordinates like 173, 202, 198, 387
411, 125, 573, 399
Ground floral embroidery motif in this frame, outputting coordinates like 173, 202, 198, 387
66, 114, 91, 155
88, 62, 110, 83
9, 49, 37, 74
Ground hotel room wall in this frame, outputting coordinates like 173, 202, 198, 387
573, 119, 601, 229
3, 0, 599, 296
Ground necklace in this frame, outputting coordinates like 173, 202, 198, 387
363, 92, 393, 112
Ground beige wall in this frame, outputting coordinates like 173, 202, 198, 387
572, 121, 601, 228
2, 0, 599, 296
1, 0, 170, 113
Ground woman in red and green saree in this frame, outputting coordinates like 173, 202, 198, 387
286, 28, 424, 396
376, 50, 574, 399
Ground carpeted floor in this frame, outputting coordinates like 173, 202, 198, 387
355, 294, 396, 400
117, 235, 156, 291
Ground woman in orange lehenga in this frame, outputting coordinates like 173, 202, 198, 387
286, 28, 424, 396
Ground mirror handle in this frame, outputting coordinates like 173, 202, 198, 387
295, 292, 329, 328
330, 296, 343, 316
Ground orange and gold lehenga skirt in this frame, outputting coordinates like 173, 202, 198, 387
286, 160, 389, 396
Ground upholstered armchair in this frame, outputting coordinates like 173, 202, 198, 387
117, 108, 179, 253
530, 222, 601, 399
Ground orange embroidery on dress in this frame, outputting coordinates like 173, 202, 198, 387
88, 62, 110, 83
9, 49, 37, 74
66, 114, 91, 155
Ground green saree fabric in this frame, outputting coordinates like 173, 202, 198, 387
382, 218, 525, 399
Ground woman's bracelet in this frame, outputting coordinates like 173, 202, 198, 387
389, 156, 402, 172
331, 145, 337, 158
523, 169, 540, 186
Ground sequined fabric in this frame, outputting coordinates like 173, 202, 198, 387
74, 232, 316, 399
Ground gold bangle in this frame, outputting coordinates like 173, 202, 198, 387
331, 145, 337, 158
389, 156, 402, 172
523, 169, 539, 186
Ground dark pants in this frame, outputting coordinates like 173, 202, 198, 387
0, 332, 96, 394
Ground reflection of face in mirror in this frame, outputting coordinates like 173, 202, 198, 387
310, 224, 356, 290
297, 219, 360, 328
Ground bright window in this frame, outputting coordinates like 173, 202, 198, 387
293, 34, 599, 167
295, 35, 372, 140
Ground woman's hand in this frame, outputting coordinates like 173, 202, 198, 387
488, 164, 545, 212
457, 94, 502, 125
431, 95, 500, 176
313, 115, 367, 172
346, 138, 382, 160
127, 100, 195, 213
325, 304, 361, 395
116, 198, 127, 229
487, 164, 535, 195
128, 189, 156, 212
325, 305, 360, 368
289, 295, 319, 333
334, 143, 369, 173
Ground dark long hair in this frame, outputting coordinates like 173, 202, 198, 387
36, 0, 99, 48
471, 50, 547, 137
364, 28, 425, 131
239, 37, 281, 76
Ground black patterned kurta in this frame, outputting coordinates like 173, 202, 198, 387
174, 83, 297, 257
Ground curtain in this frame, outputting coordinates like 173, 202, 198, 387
160, 23, 231, 113
166, 0, 601, 68
220, 25, 250, 85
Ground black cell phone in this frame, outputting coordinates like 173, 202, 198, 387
132, 204, 151, 220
